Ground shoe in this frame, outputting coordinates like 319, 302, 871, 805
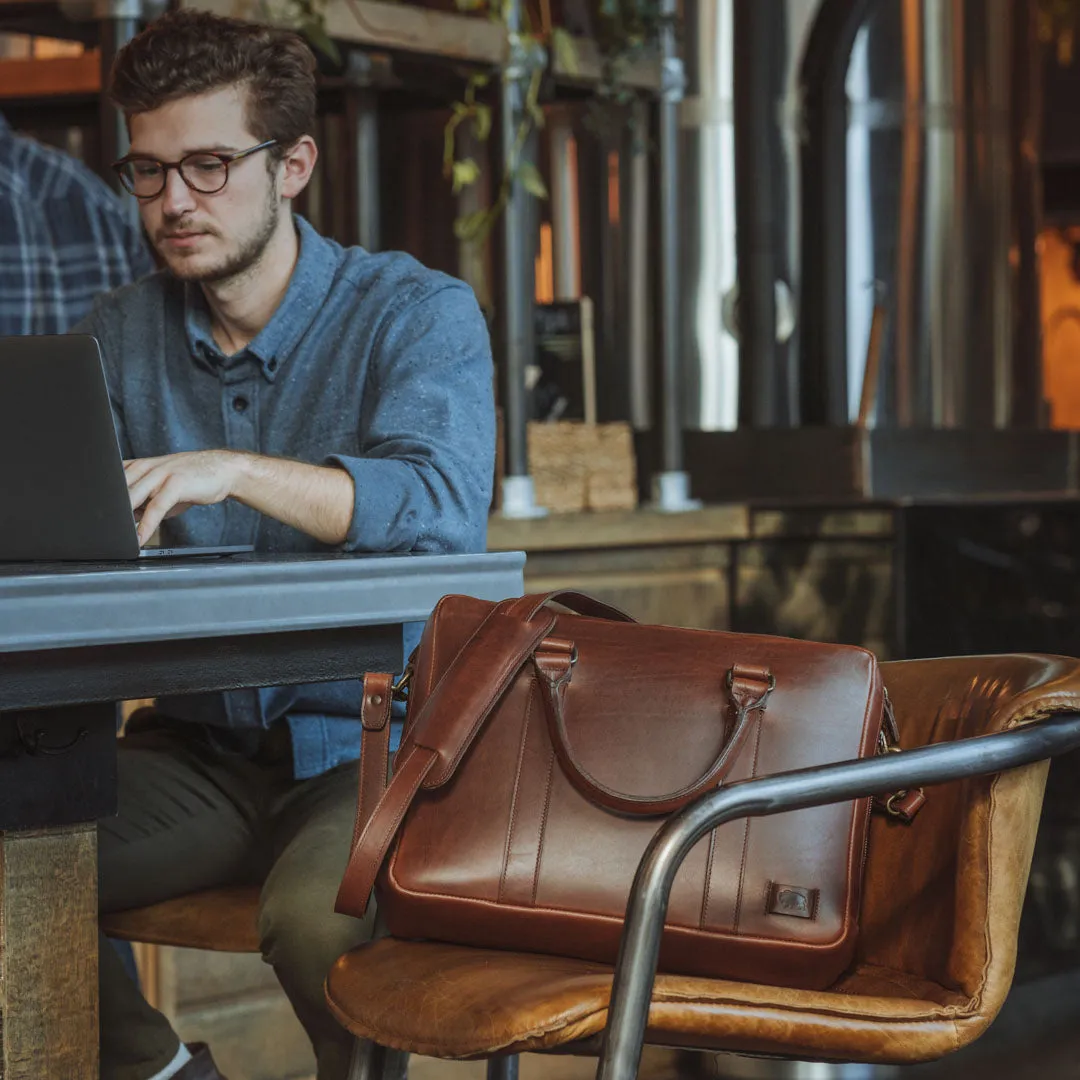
175, 1043, 229, 1080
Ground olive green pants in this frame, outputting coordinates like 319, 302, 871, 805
98, 719, 374, 1080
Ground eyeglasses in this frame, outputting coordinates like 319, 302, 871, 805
112, 139, 279, 199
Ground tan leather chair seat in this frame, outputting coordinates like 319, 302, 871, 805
327, 939, 972, 1062
101, 885, 261, 953
326, 654, 1080, 1066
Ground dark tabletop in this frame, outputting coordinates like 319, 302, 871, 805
0, 550, 526, 654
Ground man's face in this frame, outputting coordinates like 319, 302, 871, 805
128, 85, 280, 284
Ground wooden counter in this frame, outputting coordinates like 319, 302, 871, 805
486, 503, 895, 650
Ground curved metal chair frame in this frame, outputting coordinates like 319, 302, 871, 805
343, 712, 1080, 1080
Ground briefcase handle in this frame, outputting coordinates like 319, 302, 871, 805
535, 649, 777, 817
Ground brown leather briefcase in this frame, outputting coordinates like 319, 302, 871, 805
336, 591, 912, 989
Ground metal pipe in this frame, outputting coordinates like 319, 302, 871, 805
626, 100, 651, 432
657, 0, 683, 474
798, 0, 874, 425
549, 117, 580, 301
650, 0, 699, 511
502, 0, 530, 480
96, 5, 139, 196
733, 0, 778, 427
486, 1055, 520, 1080
353, 90, 380, 252
497, 0, 546, 517
595, 712, 1080, 1080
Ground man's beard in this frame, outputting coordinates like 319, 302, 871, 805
160, 187, 280, 285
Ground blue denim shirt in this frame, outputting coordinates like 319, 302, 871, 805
73, 217, 495, 777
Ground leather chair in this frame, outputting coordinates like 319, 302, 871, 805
102, 706, 262, 953
323, 655, 1080, 1080
102, 885, 262, 954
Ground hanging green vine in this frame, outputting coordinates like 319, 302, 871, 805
256, 0, 341, 63
439, 0, 549, 249
260, 0, 666, 248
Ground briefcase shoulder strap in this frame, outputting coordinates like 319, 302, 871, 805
336, 592, 632, 917
503, 591, 637, 623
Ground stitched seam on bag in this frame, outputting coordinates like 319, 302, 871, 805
383, 869, 862, 949
731, 713, 765, 935
499, 679, 537, 904
422, 595, 452, 699
699, 827, 718, 931
532, 746, 557, 907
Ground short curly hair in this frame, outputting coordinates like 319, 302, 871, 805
109, 9, 317, 155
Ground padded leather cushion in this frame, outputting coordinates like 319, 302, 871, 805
101, 886, 261, 953
326, 654, 1080, 1064
326, 938, 975, 1061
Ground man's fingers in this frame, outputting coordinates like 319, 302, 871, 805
123, 456, 165, 485
127, 465, 170, 514
136, 480, 183, 547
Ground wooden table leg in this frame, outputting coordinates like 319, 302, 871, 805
0, 823, 98, 1079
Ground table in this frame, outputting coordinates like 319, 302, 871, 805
0, 551, 525, 1079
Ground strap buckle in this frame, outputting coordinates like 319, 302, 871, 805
391, 665, 413, 700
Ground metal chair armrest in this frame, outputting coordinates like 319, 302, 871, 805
596, 712, 1080, 1080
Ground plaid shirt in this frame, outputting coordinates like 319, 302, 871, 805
0, 114, 153, 335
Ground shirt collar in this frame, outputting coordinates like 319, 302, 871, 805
183, 216, 343, 383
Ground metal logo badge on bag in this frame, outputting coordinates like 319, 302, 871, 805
767, 883, 819, 920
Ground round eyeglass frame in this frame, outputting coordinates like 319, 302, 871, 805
111, 139, 279, 199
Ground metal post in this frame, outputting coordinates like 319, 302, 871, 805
626, 100, 651, 433
549, 115, 580, 302
595, 712, 1080, 1080
486, 1054, 521, 1080
94, 0, 140, 198
797, 0, 874, 426
650, 0, 700, 513
344, 52, 382, 252
498, 0, 547, 518
355, 95, 380, 251
733, 0, 779, 428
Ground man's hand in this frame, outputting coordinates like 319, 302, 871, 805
126, 450, 243, 547
125, 450, 355, 548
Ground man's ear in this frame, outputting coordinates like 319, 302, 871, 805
280, 135, 318, 200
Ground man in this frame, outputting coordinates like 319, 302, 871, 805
75, 10, 495, 1080
0, 111, 153, 334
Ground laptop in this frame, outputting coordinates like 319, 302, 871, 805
0, 335, 254, 560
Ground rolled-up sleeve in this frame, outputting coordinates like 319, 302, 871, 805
326, 281, 495, 555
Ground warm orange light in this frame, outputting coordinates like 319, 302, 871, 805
607, 151, 620, 227
1041, 228, 1080, 428
535, 222, 555, 304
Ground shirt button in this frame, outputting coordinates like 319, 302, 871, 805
232, 395, 249, 413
